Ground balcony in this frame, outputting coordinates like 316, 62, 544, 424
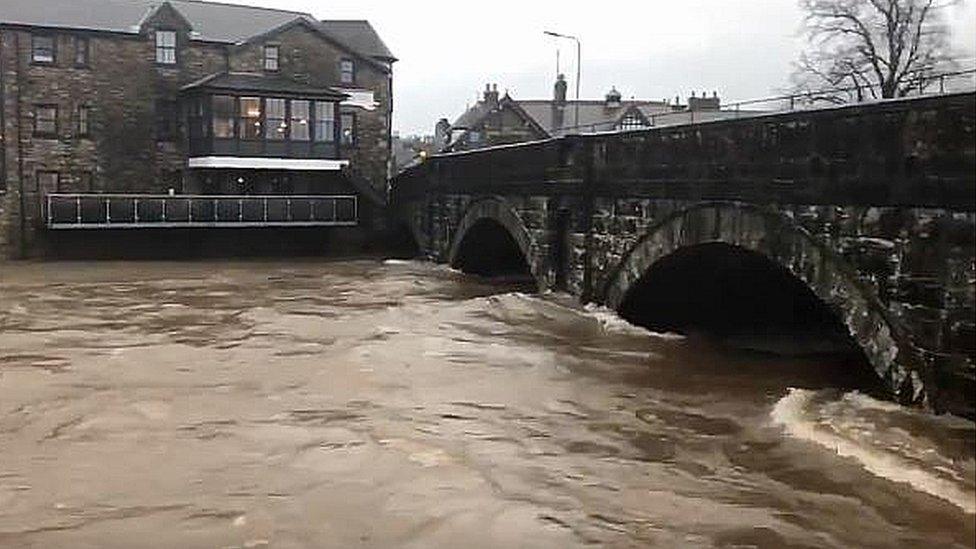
45, 194, 357, 230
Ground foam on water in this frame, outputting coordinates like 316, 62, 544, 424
580, 303, 686, 340
772, 388, 976, 514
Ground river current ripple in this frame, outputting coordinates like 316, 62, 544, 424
0, 260, 972, 548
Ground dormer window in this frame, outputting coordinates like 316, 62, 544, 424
618, 111, 646, 130
155, 30, 177, 65
340, 59, 355, 85
263, 45, 279, 72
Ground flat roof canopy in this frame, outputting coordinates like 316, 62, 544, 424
188, 157, 349, 171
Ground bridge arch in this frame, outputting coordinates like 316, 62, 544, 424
447, 197, 543, 289
602, 202, 927, 406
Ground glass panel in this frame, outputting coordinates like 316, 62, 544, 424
341, 113, 354, 145
74, 37, 88, 65
35, 106, 57, 135
264, 45, 279, 71
212, 95, 235, 139
265, 98, 286, 140
155, 31, 176, 64
314, 101, 334, 142
32, 36, 54, 63
291, 100, 310, 141
340, 59, 354, 84
239, 97, 262, 140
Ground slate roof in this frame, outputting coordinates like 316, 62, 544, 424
319, 20, 396, 61
0, 0, 396, 66
0, 0, 308, 43
181, 72, 348, 98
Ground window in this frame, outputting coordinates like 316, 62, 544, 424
74, 36, 89, 66
34, 105, 58, 137
155, 30, 177, 65
155, 100, 178, 141
239, 97, 262, 140
314, 101, 335, 142
290, 100, 310, 141
339, 59, 354, 85
617, 111, 646, 130
36, 171, 61, 193
263, 45, 279, 71
265, 98, 286, 140
212, 95, 235, 138
32, 35, 55, 64
76, 105, 91, 137
340, 113, 355, 145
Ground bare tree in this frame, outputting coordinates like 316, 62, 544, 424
793, 0, 957, 101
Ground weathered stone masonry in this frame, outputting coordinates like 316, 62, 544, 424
394, 92, 976, 418
0, 7, 394, 258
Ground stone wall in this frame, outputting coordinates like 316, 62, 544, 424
395, 92, 976, 417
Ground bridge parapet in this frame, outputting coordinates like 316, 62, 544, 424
392, 92, 976, 418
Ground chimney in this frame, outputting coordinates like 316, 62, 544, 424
553, 73, 567, 105
483, 83, 500, 109
434, 118, 451, 148
605, 86, 622, 108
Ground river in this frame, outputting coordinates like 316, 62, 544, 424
0, 260, 972, 548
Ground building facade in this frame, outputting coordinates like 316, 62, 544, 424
439, 75, 742, 152
0, 0, 395, 257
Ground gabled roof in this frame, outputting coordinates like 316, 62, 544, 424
0, 0, 307, 43
518, 99, 672, 134
445, 95, 548, 151
181, 72, 348, 99
319, 20, 396, 62
236, 17, 392, 73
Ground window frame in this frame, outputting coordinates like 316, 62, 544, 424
340, 112, 356, 146
154, 30, 178, 66
211, 95, 237, 139
74, 36, 89, 67
31, 34, 56, 65
263, 44, 280, 72
264, 98, 287, 141
76, 105, 91, 137
33, 104, 59, 138
238, 96, 263, 141
339, 58, 355, 85
290, 99, 311, 142
314, 101, 336, 143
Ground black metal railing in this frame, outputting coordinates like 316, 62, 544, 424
46, 194, 358, 229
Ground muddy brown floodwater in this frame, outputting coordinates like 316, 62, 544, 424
0, 260, 973, 549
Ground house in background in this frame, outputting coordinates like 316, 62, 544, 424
0, 0, 395, 257
438, 75, 742, 152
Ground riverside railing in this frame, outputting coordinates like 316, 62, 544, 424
46, 194, 358, 229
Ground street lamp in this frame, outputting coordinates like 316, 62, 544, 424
544, 30, 581, 131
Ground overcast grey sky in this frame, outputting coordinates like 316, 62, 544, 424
237, 0, 973, 135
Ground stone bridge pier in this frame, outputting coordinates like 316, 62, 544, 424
393, 93, 976, 418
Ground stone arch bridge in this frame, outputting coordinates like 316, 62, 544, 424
392, 92, 975, 418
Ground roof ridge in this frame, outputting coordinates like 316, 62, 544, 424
171, 0, 311, 17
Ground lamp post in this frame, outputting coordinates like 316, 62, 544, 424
544, 30, 581, 131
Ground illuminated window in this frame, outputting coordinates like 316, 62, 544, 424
239, 97, 262, 140
265, 98, 287, 140
212, 95, 235, 138
291, 100, 310, 141
341, 113, 355, 145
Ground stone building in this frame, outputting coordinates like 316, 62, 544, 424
0, 0, 395, 257
440, 75, 745, 152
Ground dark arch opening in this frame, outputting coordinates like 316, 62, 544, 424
452, 218, 534, 285
617, 243, 885, 393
